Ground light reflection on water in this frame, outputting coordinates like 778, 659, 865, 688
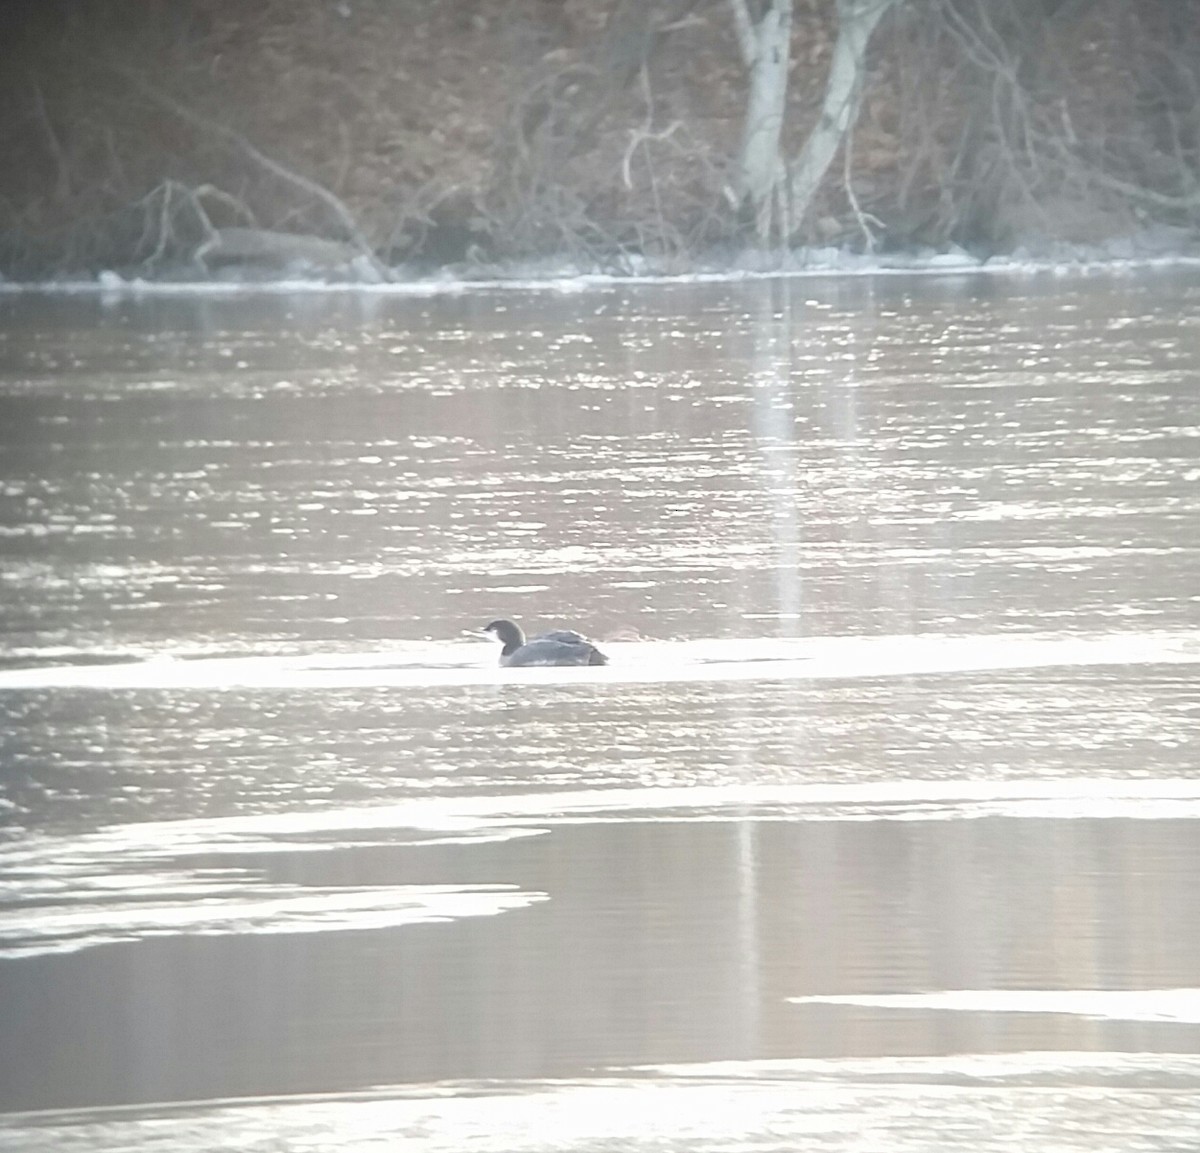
5, 1054, 1200, 1153
4, 776, 1200, 961
2, 809, 1199, 1126
0, 629, 1197, 690
1, 274, 1199, 1147
2, 641, 1196, 836
791, 989, 1200, 1023
2, 277, 1197, 656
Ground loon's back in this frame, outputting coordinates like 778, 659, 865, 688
501, 636, 607, 667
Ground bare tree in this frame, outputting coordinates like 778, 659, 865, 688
787, 0, 898, 238
730, 0, 794, 240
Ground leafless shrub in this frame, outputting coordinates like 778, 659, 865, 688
1, 0, 1196, 275
875, 0, 1200, 250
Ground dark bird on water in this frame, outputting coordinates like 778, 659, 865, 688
481, 619, 608, 667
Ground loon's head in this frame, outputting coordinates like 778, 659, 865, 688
481, 619, 525, 651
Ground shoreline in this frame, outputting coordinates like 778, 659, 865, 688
4, 249, 1200, 298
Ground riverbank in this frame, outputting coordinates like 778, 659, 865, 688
4, 244, 1200, 298
3, 1, 1198, 280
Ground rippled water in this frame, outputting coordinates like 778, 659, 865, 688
1, 273, 1198, 1150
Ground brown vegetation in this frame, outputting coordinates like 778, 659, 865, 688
1, 0, 1198, 278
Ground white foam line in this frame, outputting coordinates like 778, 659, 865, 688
3, 778, 1198, 960
789, 989, 1200, 1024
638, 1050, 1200, 1081
5, 252, 1200, 298
0, 631, 1195, 691
0, 882, 546, 959
6, 1049, 1200, 1125
4, 1052, 1200, 1153
6, 778, 1200, 880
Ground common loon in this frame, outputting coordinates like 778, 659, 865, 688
481, 619, 608, 667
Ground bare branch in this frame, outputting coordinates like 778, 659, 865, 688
843, 128, 882, 250
193, 184, 258, 229
787, 0, 898, 236
31, 79, 72, 202
1080, 166, 1200, 211
621, 63, 683, 193
728, 0, 759, 69
110, 62, 391, 279
623, 119, 684, 190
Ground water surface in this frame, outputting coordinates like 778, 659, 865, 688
1, 272, 1198, 1150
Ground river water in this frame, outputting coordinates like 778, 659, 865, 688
0, 272, 1198, 1151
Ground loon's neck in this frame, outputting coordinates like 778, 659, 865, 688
499, 624, 526, 656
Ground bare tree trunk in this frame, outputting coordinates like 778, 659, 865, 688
731, 0, 793, 240
787, 0, 897, 238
